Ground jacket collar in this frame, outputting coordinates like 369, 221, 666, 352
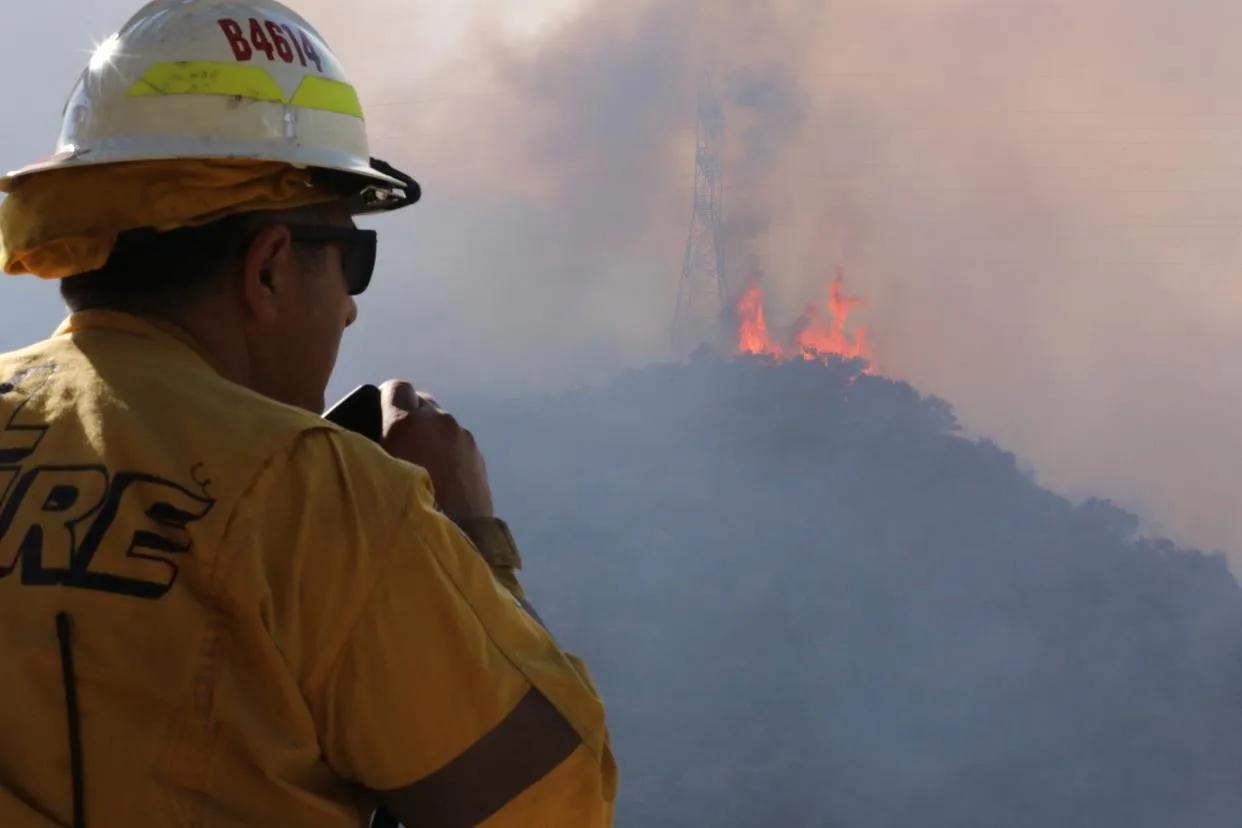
54, 310, 224, 377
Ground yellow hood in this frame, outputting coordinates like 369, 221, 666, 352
0, 159, 340, 279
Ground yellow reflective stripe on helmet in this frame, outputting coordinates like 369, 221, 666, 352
288, 76, 364, 120
127, 62, 284, 103
126, 63, 364, 120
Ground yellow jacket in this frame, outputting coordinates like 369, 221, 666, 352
0, 311, 616, 826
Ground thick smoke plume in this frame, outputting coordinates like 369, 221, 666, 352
306, 0, 1242, 559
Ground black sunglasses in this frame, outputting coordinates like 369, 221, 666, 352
285, 226, 378, 296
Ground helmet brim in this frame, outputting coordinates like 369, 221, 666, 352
1, 149, 420, 214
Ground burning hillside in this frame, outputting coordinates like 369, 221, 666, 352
736, 271, 873, 368
462, 356, 1242, 828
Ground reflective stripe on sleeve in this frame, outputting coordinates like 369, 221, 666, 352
380, 687, 582, 826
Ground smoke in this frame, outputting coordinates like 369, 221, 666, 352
2, 3, 1237, 821
304, 0, 1242, 558
312, 0, 833, 384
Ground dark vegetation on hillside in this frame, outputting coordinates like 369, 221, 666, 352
464, 355, 1242, 828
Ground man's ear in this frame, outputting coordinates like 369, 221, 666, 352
239, 224, 295, 322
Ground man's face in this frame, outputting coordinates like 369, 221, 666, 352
244, 209, 359, 413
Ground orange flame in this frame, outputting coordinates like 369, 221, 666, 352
795, 271, 872, 363
735, 270, 874, 369
736, 281, 786, 358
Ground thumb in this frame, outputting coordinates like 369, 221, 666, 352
380, 379, 420, 413
380, 379, 434, 436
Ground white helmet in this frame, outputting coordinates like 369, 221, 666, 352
1, 0, 419, 212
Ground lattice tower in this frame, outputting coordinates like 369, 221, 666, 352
672, 84, 728, 349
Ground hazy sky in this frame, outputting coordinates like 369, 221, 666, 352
3, 0, 1242, 562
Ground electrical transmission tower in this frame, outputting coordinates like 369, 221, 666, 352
672, 83, 727, 349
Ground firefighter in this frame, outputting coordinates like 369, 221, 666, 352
0, 2, 616, 826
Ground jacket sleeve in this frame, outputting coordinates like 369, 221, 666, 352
301, 434, 617, 826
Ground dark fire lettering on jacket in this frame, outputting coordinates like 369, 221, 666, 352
0, 366, 216, 599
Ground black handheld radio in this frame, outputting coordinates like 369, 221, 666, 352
322, 384, 383, 443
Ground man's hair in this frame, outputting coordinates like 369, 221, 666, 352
59, 203, 343, 317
